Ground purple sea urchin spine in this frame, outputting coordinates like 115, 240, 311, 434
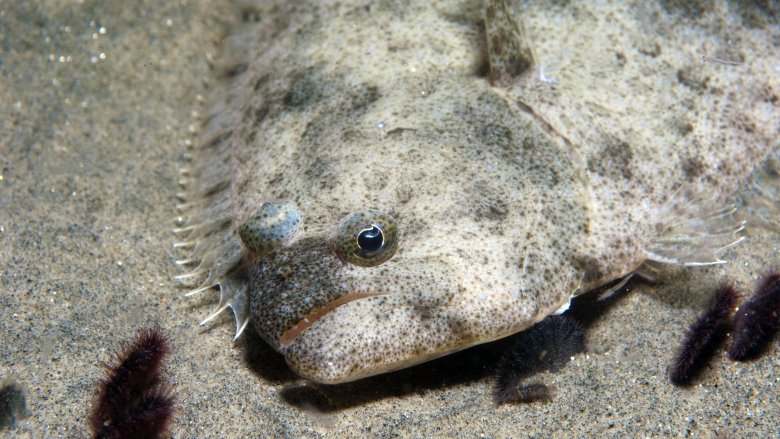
0, 379, 27, 430
90, 327, 176, 439
670, 282, 738, 386
728, 272, 780, 361
494, 315, 584, 404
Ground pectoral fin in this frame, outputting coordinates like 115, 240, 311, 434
484, 0, 536, 87
645, 186, 746, 266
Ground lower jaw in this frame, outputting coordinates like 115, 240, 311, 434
278, 292, 387, 348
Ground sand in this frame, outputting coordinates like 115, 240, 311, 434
0, 1, 778, 437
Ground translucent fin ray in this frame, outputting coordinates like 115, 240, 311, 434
738, 152, 780, 232
185, 283, 216, 297
196, 272, 250, 340
172, 10, 259, 340
646, 186, 746, 266
200, 303, 230, 325
596, 273, 634, 302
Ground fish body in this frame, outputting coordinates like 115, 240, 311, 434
177, 0, 780, 383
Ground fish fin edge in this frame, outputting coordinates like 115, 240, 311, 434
645, 186, 746, 267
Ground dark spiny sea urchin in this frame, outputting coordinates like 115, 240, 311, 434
90, 326, 176, 439
494, 315, 585, 404
728, 272, 780, 361
669, 282, 738, 386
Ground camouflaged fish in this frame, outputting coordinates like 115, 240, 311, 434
175, 0, 780, 383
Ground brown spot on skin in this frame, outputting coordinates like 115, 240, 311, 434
478, 123, 513, 148
470, 182, 509, 221
614, 51, 627, 67
253, 74, 270, 91
283, 68, 323, 108
219, 63, 249, 79
254, 105, 270, 124
677, 65, 710, 91
587, 138, 634, 180
682, 157, 705, 179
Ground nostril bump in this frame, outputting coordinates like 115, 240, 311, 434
239, 202, 302, 256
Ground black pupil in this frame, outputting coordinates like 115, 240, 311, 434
357, 225, 383, 252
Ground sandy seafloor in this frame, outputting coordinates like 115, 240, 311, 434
0, 1, 778, 438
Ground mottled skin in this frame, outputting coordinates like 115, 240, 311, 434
178, 0, 780, 383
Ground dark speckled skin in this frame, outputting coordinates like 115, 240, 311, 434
179, 0, 780, 383
241, 71, 589, 381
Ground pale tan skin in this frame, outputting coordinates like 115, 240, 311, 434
177, 0, 780, 383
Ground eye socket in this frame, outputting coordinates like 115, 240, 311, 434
335, 210, 398, 267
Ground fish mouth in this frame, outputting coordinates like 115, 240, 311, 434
279, 289, 466, 384
278, 292, 388, 348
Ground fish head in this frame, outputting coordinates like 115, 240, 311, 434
242, 80, 588, 383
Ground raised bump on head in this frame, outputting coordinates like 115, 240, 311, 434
238, 202, 302, 256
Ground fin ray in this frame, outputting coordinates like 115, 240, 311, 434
173, 10, 266, 340
646, 187, 746, 266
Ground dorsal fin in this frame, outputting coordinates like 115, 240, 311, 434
484, 0, 536, 87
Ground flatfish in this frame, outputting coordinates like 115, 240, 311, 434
175, 0, 780, 383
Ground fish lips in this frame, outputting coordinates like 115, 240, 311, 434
280, 294, 463, 384
251, 253, 462, 383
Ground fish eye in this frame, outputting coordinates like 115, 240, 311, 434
335, 210, 398, 267
357, 225, 383, 252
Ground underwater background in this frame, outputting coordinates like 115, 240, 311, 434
1, 1, 778, 437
